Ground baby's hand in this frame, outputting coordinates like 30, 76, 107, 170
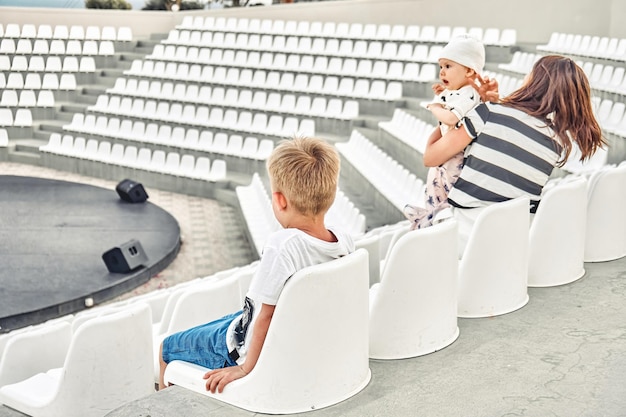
432, 83, 445, 95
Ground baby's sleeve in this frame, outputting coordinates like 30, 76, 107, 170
445, 88, 481, 120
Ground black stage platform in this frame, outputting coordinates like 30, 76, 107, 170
0, 176, 181, 332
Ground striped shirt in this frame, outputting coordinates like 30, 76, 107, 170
448, 102, 562, 210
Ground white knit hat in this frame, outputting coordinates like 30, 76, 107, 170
438, 34, 486, 74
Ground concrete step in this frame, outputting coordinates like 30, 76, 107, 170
59, 102, 90, 114
7, 148, 42, 165
12, 138, 47, 153
39, 120, 67, 134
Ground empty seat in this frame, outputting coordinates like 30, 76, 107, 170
457, 197, 530, 317
0, 304, 154, 417
369, 220, 459, 359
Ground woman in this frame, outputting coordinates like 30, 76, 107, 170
423, 55, 605, 253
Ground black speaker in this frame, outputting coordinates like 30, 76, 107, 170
116, 179, 148, 203
102, 239, 149, 273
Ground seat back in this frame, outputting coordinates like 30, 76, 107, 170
458, 197, 530, 317
0, 321, 72, 386
58, 304, 154, 414
370, 220, 459, 359
585, 165, 626, 262
165, 249, 371, 414
529, 176, 588, 286
166, 274, 242, 336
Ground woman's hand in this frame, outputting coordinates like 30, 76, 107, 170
203, 365, 248, 393
472, 74, 500, 103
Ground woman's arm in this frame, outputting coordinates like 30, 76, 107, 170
203, 303, 275, 393
423, 125, 473, 167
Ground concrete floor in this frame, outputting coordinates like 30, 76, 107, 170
1, 162, 625, 417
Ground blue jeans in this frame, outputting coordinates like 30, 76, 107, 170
162, 310, 242, 369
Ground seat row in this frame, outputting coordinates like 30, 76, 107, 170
125, 60, 404, 101
378, 108, 434, 155
336, 130, 425, 212
499, 51, 626, 96
40, 134, 228, 181
162, 30, 448, 64
0, 108, 32, 127
0, 38, 115, 56
0, 89, 55, 108
0, 23, 132, 42
63, 113, 275, 161
592, 97, 626, 138
0, 72, 77, 90
177, 16, 516, 46
147, 45, 436, 83
105, 78, 359, 120
82, 96, 316, 139
1, 54, 97, 72
537, 32, 626, 62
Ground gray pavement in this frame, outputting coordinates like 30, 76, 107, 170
1, 162, 625, 417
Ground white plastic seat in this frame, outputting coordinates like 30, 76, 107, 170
369, 220, 459, 359
209, 159, 226, 181
584, 164, 626, 262
37, 90, 55, 107
42, 73, 59, 90
18, 90, 36, 107
528, 176, 588, 287
0, 39, 16, 54
37, 24, 53, 39
6, 73, 24, 89
0, 321, 72, 387
0, 304, 154, 417
58, 74, 76, 90
1, 108, 14, 126
1, 90, 18, 107
13, 109, 33, 127
164, 249, 371, 414
457, 197, 530, 318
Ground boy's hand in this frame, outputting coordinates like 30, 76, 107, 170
432, 83, 445, 95
203, 365, 248, 393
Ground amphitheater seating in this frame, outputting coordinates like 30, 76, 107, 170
378, 108, 434, 154
537, 32, 626, 62
336, 130, 424, 213
175, 16, 516, 46
2, 14, 626, 415
39, 134, 228, 181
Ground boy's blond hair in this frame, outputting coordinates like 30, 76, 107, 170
267, 136, 340, 216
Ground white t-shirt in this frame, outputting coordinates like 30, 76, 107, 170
226, 226, 354, 364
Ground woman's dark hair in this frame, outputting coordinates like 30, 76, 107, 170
501, 55, 605, 165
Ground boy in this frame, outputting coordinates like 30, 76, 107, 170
405, 34, 486, 229
159, 136, 354, 393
